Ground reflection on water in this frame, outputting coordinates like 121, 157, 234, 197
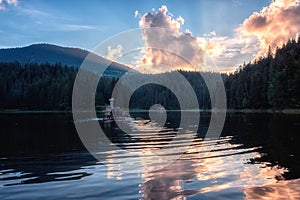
244, 179, 300, 200
0, 112, 299, 199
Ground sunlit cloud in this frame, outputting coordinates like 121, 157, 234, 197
211, 0, 300, 71
136, 5, 208, 73
134, 1, 300, 73
106, 45, 123, 61
134, 5, 257, 73
238, 0, 300, 58
204, 34, 260, 72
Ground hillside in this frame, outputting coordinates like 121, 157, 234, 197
0, 38, 299, 110
0, 44, 131, 76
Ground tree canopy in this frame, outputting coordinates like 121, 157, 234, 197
0, 38, 299, 110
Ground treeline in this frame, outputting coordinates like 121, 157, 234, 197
0, 38, 299, 110
0, 61, 213, 110
129, 38, 300, 110
0, 62, 75, 110
225, 38, 300, 109
128, 71, 215, 110
0, 62, 118, 110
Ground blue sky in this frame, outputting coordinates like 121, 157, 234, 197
2, 0, 299, 72
0, 0, 270, 50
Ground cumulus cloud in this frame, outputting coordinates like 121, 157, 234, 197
238, 0, 300, 58
139, 6, 183, 31
135, 5, 252, 73
0, 0, 18, 10
134, 1, 300, 73
198, 0, 300, 72
208, 0, 300, 71
136, 5, 210, 73
106, 45, 123, 61
198, 0, 300, 71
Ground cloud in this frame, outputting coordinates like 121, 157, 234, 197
0, 0, 18, 10
21, 7, 50, 17
238, 0, 300, 58
106, 45, 123, 61
194, 0, 300, 72
135, 5, 248, 73
0, 1, 4, 11
6, 0, 17, 5
209, 31, 216, 37
19, 6, 101, 32
56, 24, 99, 31
136, 5, 208, 73
134, 10, 140, 18
134, 1, 300, 73
134, 5, 258, 73
211, 37, 261, 72
205, 0, 300, 71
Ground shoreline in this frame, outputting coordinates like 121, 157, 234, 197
0, 109, 299, 114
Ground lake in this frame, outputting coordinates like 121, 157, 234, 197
0, 112, 299, 199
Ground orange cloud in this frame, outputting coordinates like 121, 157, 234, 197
134, 1, 300, 73
238, 0, 300, 58
106, 45, 123, 61
137, 5, 208, 73
202, 0, 300, 71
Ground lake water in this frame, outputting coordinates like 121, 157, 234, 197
0, 112, 299, 199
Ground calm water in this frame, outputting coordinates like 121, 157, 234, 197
0, 112, 299, 199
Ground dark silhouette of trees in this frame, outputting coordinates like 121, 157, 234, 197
0, 37, 299, 110
225, 37, 300, 109
0, 62, 117, 110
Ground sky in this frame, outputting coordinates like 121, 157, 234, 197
0, 0, 299, 72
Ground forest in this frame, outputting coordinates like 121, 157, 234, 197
226, 38, 300, 109
0, 38, 299, 110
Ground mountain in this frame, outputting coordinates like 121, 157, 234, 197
0, 43, 132, 76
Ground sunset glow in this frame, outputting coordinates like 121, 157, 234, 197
131, 0, 300, 73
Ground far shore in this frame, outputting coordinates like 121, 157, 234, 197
0, 108, 299, 114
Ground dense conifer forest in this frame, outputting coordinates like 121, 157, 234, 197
0, 38, 299, 110
226, 38, 300, 109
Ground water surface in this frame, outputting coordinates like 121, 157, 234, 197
0, 112, 299, 199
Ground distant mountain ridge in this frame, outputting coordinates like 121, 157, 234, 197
0, 43, 131, 76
